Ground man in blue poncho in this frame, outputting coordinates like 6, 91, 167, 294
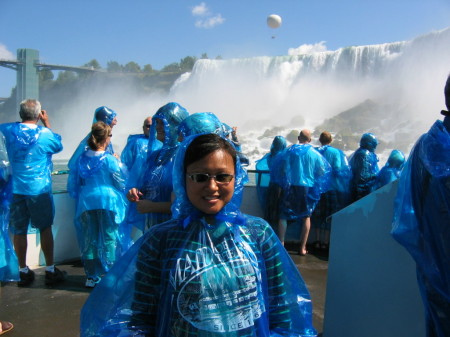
0, 99, 66, 287
68, 106, 118, 170
374, 149, 405, 190
126, 102, 189, 231
349, 132, 380, 202
278, 129, 331, 256
80, 133, 318, 337
121, 116, 162, 238
392, 75, 450, 337
312, 131, 352, 251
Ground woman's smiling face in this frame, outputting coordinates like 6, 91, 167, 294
185, 149, 235, 215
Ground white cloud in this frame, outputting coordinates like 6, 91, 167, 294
0, 43, 14, 60
288, 41, 328, 55
195, 14, 225, 29
191, 2, 225, 29
192, 2, 209, 17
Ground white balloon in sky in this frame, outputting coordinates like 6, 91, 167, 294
267, 14, 282, 29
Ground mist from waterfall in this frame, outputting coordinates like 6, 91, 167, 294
56, 27, 450, 167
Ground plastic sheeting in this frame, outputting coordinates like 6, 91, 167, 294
81, 133, 317, 336
0, 131, 19, 282
68, 150, 131, 279
276, 144, 331, 220
392, 119, 450, 337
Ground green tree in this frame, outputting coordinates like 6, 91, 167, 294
215, 55, 223, 60
161, 62, 180, 72
39, 69, 54, 82
55, 71, 77, 85
107, 61, 123, 72
200, 53, 209, 59
123, 61, 141, 73
84, 59, 101, 69
142, 64, 155, 74
180, 56, 197, 71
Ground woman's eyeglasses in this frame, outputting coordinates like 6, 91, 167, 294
187, 173, 234, 184
108, 134, 113, 137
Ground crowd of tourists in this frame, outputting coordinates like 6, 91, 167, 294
0, 73, 448, 336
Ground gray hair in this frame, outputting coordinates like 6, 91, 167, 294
19, 99, 41, 121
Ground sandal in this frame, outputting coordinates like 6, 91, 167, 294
0, 321, 13, 335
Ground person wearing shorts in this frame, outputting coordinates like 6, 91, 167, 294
0, 99, 66, 287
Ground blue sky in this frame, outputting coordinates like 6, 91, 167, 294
1, 0, 449, 98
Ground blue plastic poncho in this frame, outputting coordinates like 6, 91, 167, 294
178, 112, 224, 139
68, 150, 131, 279
81, 133, 317, 337
348, 133, 379, 201
133, 102, 189, 230
316, 144, 352, 208
0, 131, 19, 282
68, 107, 116, 170
279, 144, 331, 220
392, 119, 450, 337
374, 149, 405, 190
0, 122, 62, 195
255, 136, 287, 211
121, 134, 148, 171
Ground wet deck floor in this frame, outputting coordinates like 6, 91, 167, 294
0, 249, 328, 336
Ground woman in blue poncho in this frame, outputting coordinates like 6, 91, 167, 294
68, 122, 130, 288
255, 136, 287, 228
68, 106, 118, 170
127, 102, 189, 231
374, 149, 405, 190
312, 131, 352, 251
392, 75, 450, 337
81, 133, 317, 337
0, 131, 19, 283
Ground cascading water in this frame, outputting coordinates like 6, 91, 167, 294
168, 27, 450, 166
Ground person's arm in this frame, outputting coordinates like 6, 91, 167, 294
135, 200, 171, 214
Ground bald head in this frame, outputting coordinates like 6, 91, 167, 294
298, 129, 312, 144
143, 117, 152, 137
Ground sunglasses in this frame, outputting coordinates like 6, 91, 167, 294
187, 173, 234, 184
108, 134, 113, 137
144, 124, 151, 128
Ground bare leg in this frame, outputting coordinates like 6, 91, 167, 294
299, 217, 311, 255
13, 234, 28, 268
277, 219, 287, 246
40, 226, 54, 266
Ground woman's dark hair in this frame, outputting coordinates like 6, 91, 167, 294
88, 121, 111, 151
184, 133, 237, 170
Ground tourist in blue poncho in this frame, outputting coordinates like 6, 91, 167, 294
374, 149, 405, 190
348, 132, 379, 202
0, 99, 66, 287
0, 131, 19, 283
312, 131, 352, 251
68, 106, 118, 170
392, 75, 450, 337
255, 136, 287, 228
127, 102, 189, 232
68, 122, 130, 288
81, 133, 317, 337
121, 117, 162, 236
278, 129, 331, 255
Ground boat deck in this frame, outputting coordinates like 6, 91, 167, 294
0, 249, 328, 336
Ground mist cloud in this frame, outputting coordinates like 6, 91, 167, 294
0, 44, 14, 59
288, 42, 328, 55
